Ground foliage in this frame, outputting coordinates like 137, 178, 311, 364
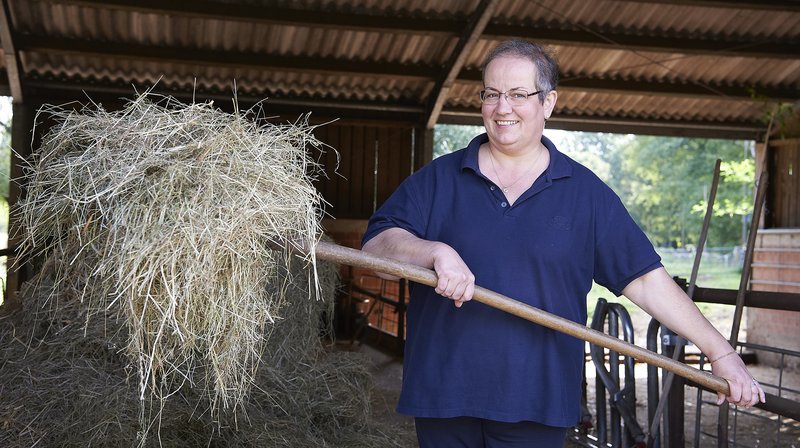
548, 131, 753, 247
433, 124, 483, 158
613, 136, 753, 247
552, 131, 633, 182
692, 159, 756, 219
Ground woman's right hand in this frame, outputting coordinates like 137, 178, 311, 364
430, 242, 475, 307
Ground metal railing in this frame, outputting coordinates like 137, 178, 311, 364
691, 342, 800, 447
570, 298, 647, 448
569, 284, 800, 448
648, 282, 800, 448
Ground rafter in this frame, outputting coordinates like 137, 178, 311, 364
438, 109, 763, 140
0, 0, 22, 101
25, 77, 426, 122
457, 69, 798, 102
622, 0, 800, 12
424, 0, 498, 129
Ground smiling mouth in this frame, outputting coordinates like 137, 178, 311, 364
496, 120, 518, 126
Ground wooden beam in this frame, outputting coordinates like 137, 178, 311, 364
415, 125, 434, 169
20, 35, 438, 80
424, 0, 498, 129
483, 23, 800, 60
3, 102, 34, 313
53, 0, 462, 34
558, 77, 799, 103
0, 0, 22, 101
438, 109, 763, 140
548, 114, 763, 139
0, 70, 10, 96
458, 69, 799, 102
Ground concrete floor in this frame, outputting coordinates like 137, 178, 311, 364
353, 340, 800, 448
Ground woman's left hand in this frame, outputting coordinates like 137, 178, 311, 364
711, 352, 766, 408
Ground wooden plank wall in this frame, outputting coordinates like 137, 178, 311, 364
770, 138, 800, 228
314, 122, 421, 346
313, 123, 416, 220
751, 230, 800, 291
748, 229, 800, 369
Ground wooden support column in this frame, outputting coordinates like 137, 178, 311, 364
414, 125, 434, 169
423, 0, 497, 130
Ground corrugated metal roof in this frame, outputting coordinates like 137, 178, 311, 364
1, 0, 799, 138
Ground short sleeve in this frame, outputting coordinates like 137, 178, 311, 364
593, 192, 662, 295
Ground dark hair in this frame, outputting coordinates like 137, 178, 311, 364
481, 40, 559, 102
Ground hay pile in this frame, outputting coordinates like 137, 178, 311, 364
0, 96, 403, 447
0, 255, 401, 447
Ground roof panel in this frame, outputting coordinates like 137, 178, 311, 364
499, 0, 800, 40
23, 51, 429, 102
553, 45, 800, 87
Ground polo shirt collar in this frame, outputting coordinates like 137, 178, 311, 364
461, 132, 573, 180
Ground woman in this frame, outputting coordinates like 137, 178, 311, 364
362, 40, 764, 448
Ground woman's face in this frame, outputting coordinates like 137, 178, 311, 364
481, 56, 557, 153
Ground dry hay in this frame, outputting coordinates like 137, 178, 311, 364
0, 254, 403, 447
17, 94, 325, 411
1, 95, 404, 446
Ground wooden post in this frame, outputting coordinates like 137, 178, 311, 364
415, 125, 434, 170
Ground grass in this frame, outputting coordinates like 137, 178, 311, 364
586, 247, 744, 322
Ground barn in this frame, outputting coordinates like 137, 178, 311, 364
0, 1, 798, 447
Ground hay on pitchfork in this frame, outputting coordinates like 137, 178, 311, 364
14, 94, 328, 417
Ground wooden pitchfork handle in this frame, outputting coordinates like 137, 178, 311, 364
312, 240, 731, 396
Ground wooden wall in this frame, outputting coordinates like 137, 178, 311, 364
744, 138, 800, 369
748, 229, 800, 369
314, 120, 427, 348
313, 122, 421, 220
767, 138, 800, 228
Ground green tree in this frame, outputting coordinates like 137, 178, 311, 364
554, 131, 633, 184
433, 124, 484, 158
612, 136, 752, 247
692, 155, 755, 245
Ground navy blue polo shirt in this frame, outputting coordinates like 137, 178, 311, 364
362, 133, 661, 427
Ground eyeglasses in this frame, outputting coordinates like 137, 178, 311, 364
479, 88, 543, 105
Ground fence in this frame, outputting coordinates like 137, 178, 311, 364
658, 246, 745, 269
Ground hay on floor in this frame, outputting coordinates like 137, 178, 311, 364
0, 254, 402, 447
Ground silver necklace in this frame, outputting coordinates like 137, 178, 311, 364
487, 148, 544, 194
